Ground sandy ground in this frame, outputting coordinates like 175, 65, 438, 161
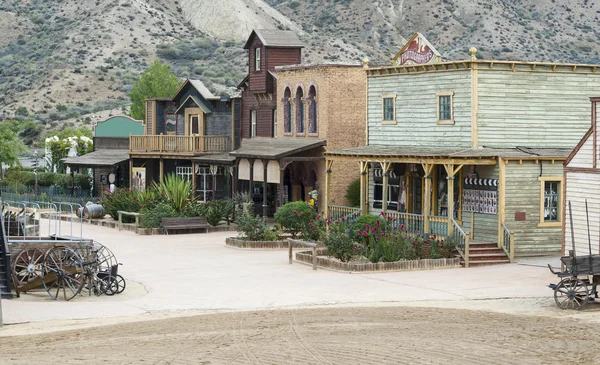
1, 304, 600, 364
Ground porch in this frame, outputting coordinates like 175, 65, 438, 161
129, 135, 230, 155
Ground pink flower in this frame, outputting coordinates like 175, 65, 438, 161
400, 224, 405, 230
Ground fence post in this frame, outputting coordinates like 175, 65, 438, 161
464, 234, 470, 268
312, 246, 317, 270
288, 238, 293, 264
118, 211, 123, 231
470, 212, 475, 240
509, 232, 515, 263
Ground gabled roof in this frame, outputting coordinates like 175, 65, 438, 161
175, 95, 212, 114
172, 79, 220, 101
230, 138, 325, 159
237, 74, 250, 90
243, 29, 304, 49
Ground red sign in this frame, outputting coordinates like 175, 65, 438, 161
398, 37, 435, 65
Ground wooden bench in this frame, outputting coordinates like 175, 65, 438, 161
117, 211, 140, 231
161, 216, 210, 235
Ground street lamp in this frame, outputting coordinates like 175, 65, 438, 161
32, 150, 39, 197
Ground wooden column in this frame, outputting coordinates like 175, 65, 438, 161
443, 163, 464, 236
230, 166, 236, 199
498, 158, 507, 247
210, 165, 218, 201
248, 159, 255, 195
359, 161, 368, 215
191, 162, 197, 196
421, 163, 434, 234
380, 161, 392, 214
262, 159, 269, 220
324, 159, 333, 219
159, 158, 164, 181
129, 158, 133, 189
278, 161, 286, 208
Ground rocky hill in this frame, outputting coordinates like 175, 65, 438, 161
1, 0, 599, 128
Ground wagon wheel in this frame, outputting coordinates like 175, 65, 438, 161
42, 246, 85, 301
554, 277, 590, 310
100, 276, 118, 296
12, 248, 45, 290
115, 274, 126, 294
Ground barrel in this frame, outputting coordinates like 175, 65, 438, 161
76, 207, 85, 218
84, 204, 105, 219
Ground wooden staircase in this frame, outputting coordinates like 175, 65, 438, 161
457, 240, 511, 267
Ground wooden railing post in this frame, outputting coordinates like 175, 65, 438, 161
470, 211, 475, 240
465, 233, 470, 268
312, 246, 317, 270
509, 232, 515, 263
289, 240, 293, 264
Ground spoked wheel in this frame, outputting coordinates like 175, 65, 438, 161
554, 277, 590, 310
115, 274, 126, 294
100, 276, 119, 296
42, 246, 86, 301
12, 248, 45, 290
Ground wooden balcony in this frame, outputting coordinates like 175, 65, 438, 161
129, 135, 230, 155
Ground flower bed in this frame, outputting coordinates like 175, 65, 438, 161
296, 249, 460, 272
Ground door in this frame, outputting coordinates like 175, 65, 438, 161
190, 115, 200, 135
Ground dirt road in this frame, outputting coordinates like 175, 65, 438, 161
2, 305, 600, 364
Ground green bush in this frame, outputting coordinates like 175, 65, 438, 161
152, 174, 194, 212
274, 201, 317, 238
346, 178, 361, 207
54, 174, 71, 188
37, 172, 56, 186
139, 202, 176, 228
322, 219, 356, 262
74, 173, 91, 190
101, 189, 141, 222
236, 210, 275, 241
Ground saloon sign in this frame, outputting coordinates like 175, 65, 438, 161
393, 33, 441, 66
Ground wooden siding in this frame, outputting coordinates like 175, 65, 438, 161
368, 71, 472, 148
248, 37, 266, 93
568, 134, 594, 168
477, 70, 599, 148
240, 88, 276, 139
504, 161, 563, 256
565, 172, 600, 256
461, 165, 499, 243
145, 101, 153, 135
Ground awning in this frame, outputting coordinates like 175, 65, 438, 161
62, 149, 129, 167
230, 138, 326, 159
191, 153, 236, 165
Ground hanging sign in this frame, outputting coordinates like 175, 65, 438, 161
392, 33, 441, 66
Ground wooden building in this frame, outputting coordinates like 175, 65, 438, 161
563, 98, 600, 256
324, 33, 600, 262
64, 115, 144, 196
130, 79, 241, 201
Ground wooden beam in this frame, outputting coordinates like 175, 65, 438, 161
497, 158, 506, 248
324, 159, 333, 220
422, 163, 434, 234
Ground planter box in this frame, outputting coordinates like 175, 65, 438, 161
226, 237, 294, 249
152, 228, 164, 235
137, 227, 152, 235
295, 249, 461, 272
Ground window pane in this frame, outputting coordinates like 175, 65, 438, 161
255, 48, 261, 71
383, 98, 394, 121
439, 96, 451, 120
543, 181, 560, 222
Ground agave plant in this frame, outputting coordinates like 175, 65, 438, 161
152, 174, 195, 212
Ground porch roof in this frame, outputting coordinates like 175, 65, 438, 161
62, 149, 129, 167
229, 138, 326, 160
191, 153, 236, 165
324, 146, 571, 162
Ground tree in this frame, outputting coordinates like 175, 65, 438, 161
129, 60, 181, 120
0, 123, 26, 177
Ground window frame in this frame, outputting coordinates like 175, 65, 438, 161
255, 47, 261, 71
436, 91, 454, 125
272, 109, 277, 138
538, 176, 563, 227
250, 110, 257, 138
381, 94, 396, 125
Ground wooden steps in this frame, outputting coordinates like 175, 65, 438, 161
455, 241, 511, 267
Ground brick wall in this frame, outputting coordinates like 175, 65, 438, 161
276, 65, 367, 206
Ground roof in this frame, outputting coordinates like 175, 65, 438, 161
172, 79, 220, 102
229, 138, 326, 159
191, 153, 236, 165
62, 150, 130, 167
275, 62, 363, 72
324, 146, 572, 159
243, 29, 304, 49
175, 95, 212, 114
237, 74, 250, 90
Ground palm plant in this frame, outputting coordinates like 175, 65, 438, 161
152, 174, 194, 212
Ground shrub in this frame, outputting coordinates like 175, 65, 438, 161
302, 215, 326, 242
274, 201, 317, 238
236, 210, 275, 241
101, 189, 141, 222
37, 172, 56, 186
428, 236, 454, 259
322, 218, 357, 262
152, 174, 194, 212
345, 178, 361, 207
204, 200, 227, 226
74, 173, 91, 190
139, 202, 176, 228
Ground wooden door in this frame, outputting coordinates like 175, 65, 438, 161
190, 115, 199, 135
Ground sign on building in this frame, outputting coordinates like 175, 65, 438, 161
392, 32, 442, 66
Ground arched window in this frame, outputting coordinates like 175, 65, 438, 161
283, 87, 292, 134
307, 85, 317, 134
295, 87, 304, 134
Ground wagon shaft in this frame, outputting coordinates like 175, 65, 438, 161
16, 265, 83, 293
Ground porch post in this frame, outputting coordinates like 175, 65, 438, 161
262, 159, 269, 220
359, 161, 368, 215
324, 159, 333, 219
422, 163, 434, 234
381, 161, 392, 214
278, 160, 286, 208
210, 165, 218, 200
444, 163, 464, 236
248, 158, 255, 195
159, 158, 164, 181
230, 166, 236, 199
191, 162, 197, 196
129, 158, 133, 189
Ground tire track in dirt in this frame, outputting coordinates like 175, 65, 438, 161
289, 308, 333, 365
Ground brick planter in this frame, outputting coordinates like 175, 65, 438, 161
225, 237, 298, 249
295, 249, 461, 272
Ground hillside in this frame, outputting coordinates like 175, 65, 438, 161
1, 0, 599, 129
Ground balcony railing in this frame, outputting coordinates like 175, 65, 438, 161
130, 135, 230, 154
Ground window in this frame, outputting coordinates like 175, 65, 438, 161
372, 167, 399, 210
175, 166, 193, 181
381, 94, 396, 124
197, 167, 213, 203
250, 110, 257, 138
283, 87, 292, 134
255, 48, 261, 71
539, 177, 562, 226
272, 109, 277, 138
295, 87, 304, 134
308, 85, 318, 134
436, 91, 454, 125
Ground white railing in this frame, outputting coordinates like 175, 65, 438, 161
501, 223, 515, 263
328, 205, 361, 222
452, 218, 469, 267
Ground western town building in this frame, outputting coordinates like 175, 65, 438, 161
324, 33, 600, 264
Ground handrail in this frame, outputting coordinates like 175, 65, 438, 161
287, 238, 318, 270
130, 135, 230, 153
452, 218, 469, 267
501, 223, 515, 263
